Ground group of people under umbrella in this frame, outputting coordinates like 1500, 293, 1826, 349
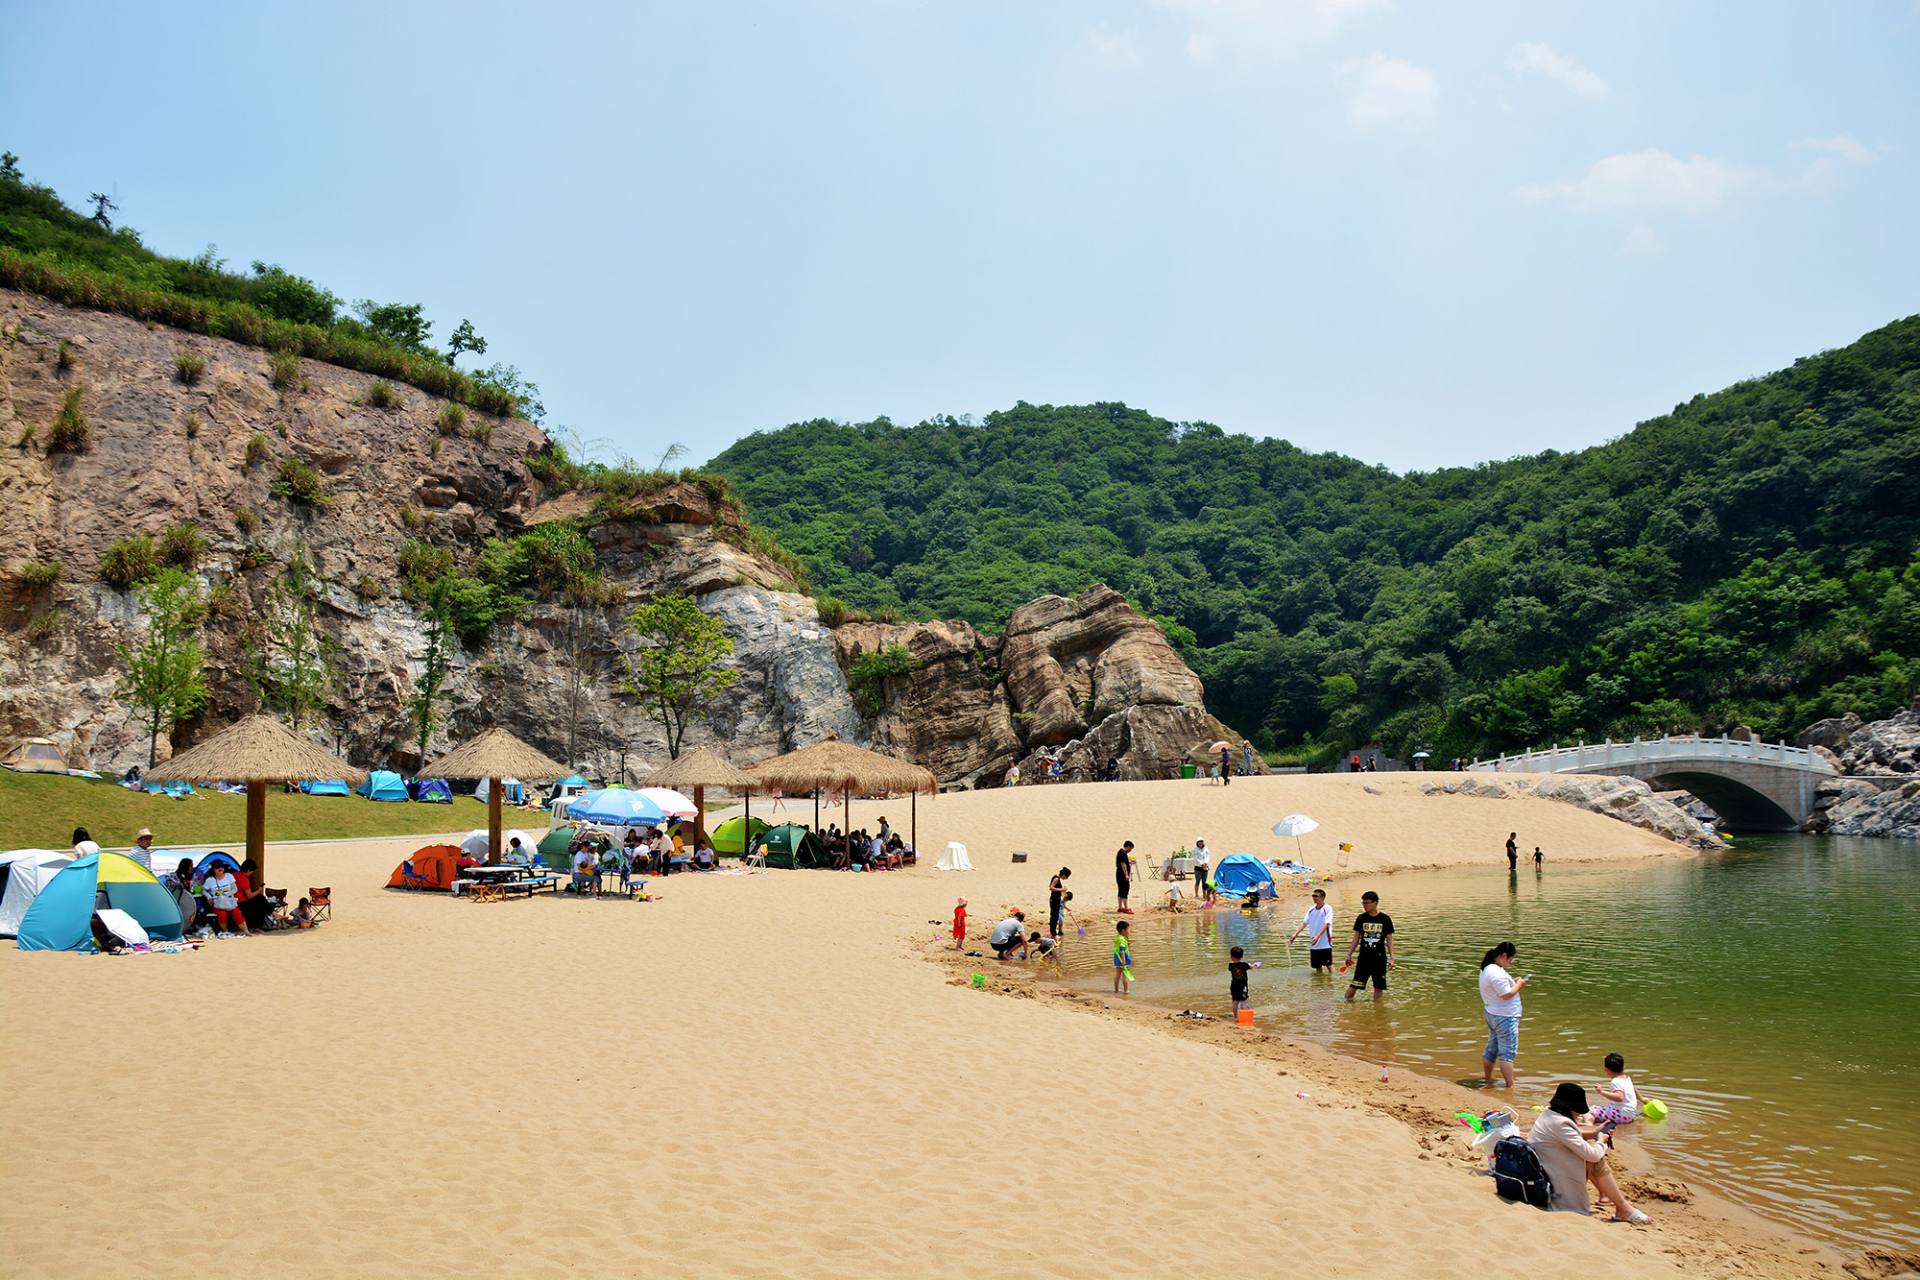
138, 717, 937, 882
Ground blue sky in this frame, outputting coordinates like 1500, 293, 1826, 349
5, 0, 1916, 471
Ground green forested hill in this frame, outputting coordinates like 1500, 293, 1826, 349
710, 317, 1920, 760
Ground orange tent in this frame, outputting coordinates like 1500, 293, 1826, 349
386, 843, 468, 892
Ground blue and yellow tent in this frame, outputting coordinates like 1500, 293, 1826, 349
17, 851, 185, 951
359, 770, 410, 802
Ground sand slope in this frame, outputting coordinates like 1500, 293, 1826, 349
0, 778, 1724, 1279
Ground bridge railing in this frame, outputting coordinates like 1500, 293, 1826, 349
1467, 736, 1837, 775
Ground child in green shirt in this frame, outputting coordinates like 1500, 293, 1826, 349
1112, 919, 1133, 995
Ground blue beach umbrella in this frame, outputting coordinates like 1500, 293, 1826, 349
565, 787, 670, 827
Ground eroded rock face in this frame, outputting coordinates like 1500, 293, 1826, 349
1799, 704, 1920, 838
836, 586, 1241, 787
0, 290, 832, 777
1422, 774, 1722, 849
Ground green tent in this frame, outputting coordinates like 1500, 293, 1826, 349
756, 823, 826, 870
711, 815, 770, 856
537, 826, 578, 870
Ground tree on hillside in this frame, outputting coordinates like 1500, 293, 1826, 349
353, 300, 433, 356
447, 319, 487, 365
246, 540, 336, 730
620, 593, 737, 758
407, 578, 456, 765
558, 598, 609, 768
0, 153, 21, 183
118, 567, 209, 767
87, 191, 116, 230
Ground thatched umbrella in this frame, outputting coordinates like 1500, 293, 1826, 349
421, 728, 568, 864
143, 715, 365, 886
643, 746, 758, 846
748, 736, 938, 856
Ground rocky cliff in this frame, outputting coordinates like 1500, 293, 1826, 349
1797, 704, 1920, 839
836, 585, 1243, 788
0, 291, 1226, 786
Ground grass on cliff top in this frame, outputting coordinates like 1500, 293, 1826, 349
0, 770, 500, 852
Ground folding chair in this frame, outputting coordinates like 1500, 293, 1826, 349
308, 887, 332, 923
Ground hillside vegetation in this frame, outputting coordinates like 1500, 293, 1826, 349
0, 153, 534, 418
711, 317, 1920, 761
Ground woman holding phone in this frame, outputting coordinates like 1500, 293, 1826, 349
1479, 941, 1531, 1088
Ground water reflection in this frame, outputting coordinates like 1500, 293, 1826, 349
1051, 835, 1919, 1251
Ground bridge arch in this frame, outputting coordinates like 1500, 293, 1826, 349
1637, 769, 1797, 833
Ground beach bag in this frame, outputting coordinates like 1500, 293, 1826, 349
1491, 1138, 1552, 1209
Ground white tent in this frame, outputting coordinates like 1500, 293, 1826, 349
474, 776, 525, 805
460, 829, 535, 862
0, 850, 74, 938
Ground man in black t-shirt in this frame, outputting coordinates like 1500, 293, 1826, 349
1115, 841, 1134, 914
1341, 890, 1396, 1003
1505, 832, 1518, 871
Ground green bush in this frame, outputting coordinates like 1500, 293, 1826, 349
183, 412, 202, 438
14, 559, 61, 588
470, 418, 493, 444
477, 523, 599, 596
235, 507, 258, 534
399, 504, 425, 531
847, 642, 921, 715
46, 386, 90, 452
355, 575, 383, 600
174, 351, 206, 384
99, 534, 158, 588
815, 596, 851, 628
398, 539, 454, 598
244, 433, 269, 465
55, 339, 74, 371
270, 456, 332, 507
269, 350, 303, 390
436, 403, 467, 436
158, 520, 206, 567
365, 379, 400, 409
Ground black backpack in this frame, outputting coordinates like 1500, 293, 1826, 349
1491, 1137, 1553, 1209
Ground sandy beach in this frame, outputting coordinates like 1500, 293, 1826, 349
0, 775, 1850, 1279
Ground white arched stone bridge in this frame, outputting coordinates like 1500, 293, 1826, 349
1469, 737, 1838, 831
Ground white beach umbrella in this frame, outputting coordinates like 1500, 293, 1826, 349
462, 828, 534, 860
1272, 813, 1319, 858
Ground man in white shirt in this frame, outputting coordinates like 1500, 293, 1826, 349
571, 847, 597, 895
1290, 887, 1336, 971
129, 827, 157, 871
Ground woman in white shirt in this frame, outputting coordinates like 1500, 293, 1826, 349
1478, 941, 1532, 1089
70, 826, 101, 859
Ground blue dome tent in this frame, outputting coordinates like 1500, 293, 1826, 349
193, 852, 241, 877
300, 779, 351, 797
414, 777, 452, 803
1211, 853, 1280, 900
17, 851, 185, 951
358, 770, 410, 802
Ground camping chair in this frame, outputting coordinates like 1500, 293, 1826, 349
1141, 849, 1161, 877
264, 888, 291, 929
308, 887, 332, 923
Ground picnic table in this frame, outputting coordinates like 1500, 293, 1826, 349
457, 865, 558, 900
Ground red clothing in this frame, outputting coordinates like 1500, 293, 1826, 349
952, 907, 967, 940
232, 871, 254, 900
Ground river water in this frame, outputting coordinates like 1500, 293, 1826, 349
1051, 834, 1919, 1251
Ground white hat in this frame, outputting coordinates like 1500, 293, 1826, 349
135, 828, 154, 840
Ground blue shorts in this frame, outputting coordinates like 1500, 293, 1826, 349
1483, 1011, 1520, 1063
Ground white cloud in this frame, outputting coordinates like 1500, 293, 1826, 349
1517, 149, 1753, 214
1618, 223, 1664, 257
1342, 53, 1438, 127
1081, 22, 1145, 71
1792, 134, 1875, 165
1156, 0, 1383, 64
1511, 42, 1607, 99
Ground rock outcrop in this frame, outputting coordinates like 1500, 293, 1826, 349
836, 586, 1241, 788
1799, 702, 1920, 838
1422, 775, 1722, 849
0, 291, 1225, 788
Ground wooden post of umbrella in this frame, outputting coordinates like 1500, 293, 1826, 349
247, 779, 268, 885
487, 776, 504, 865
693, 784, 706, 844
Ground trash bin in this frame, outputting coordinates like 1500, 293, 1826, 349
1180, 762, 1196, 779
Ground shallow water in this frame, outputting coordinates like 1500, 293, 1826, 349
1052, 835, 1920, 1251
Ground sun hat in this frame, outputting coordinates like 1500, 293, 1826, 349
135, 828, 153, 840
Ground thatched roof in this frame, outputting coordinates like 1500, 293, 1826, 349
143, 715, 366, 786
747, 736, 937, 796
421, 727, 568, 782
643, 746, 759, 792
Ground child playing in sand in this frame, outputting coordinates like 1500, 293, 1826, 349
1589, 1052, 1640, 1127
1112, 919, 1132, 995
952, 897, 968, 950
289, 897, 317, 929
1228, 945, 1252, 1014
1028, 931, 1057, 961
